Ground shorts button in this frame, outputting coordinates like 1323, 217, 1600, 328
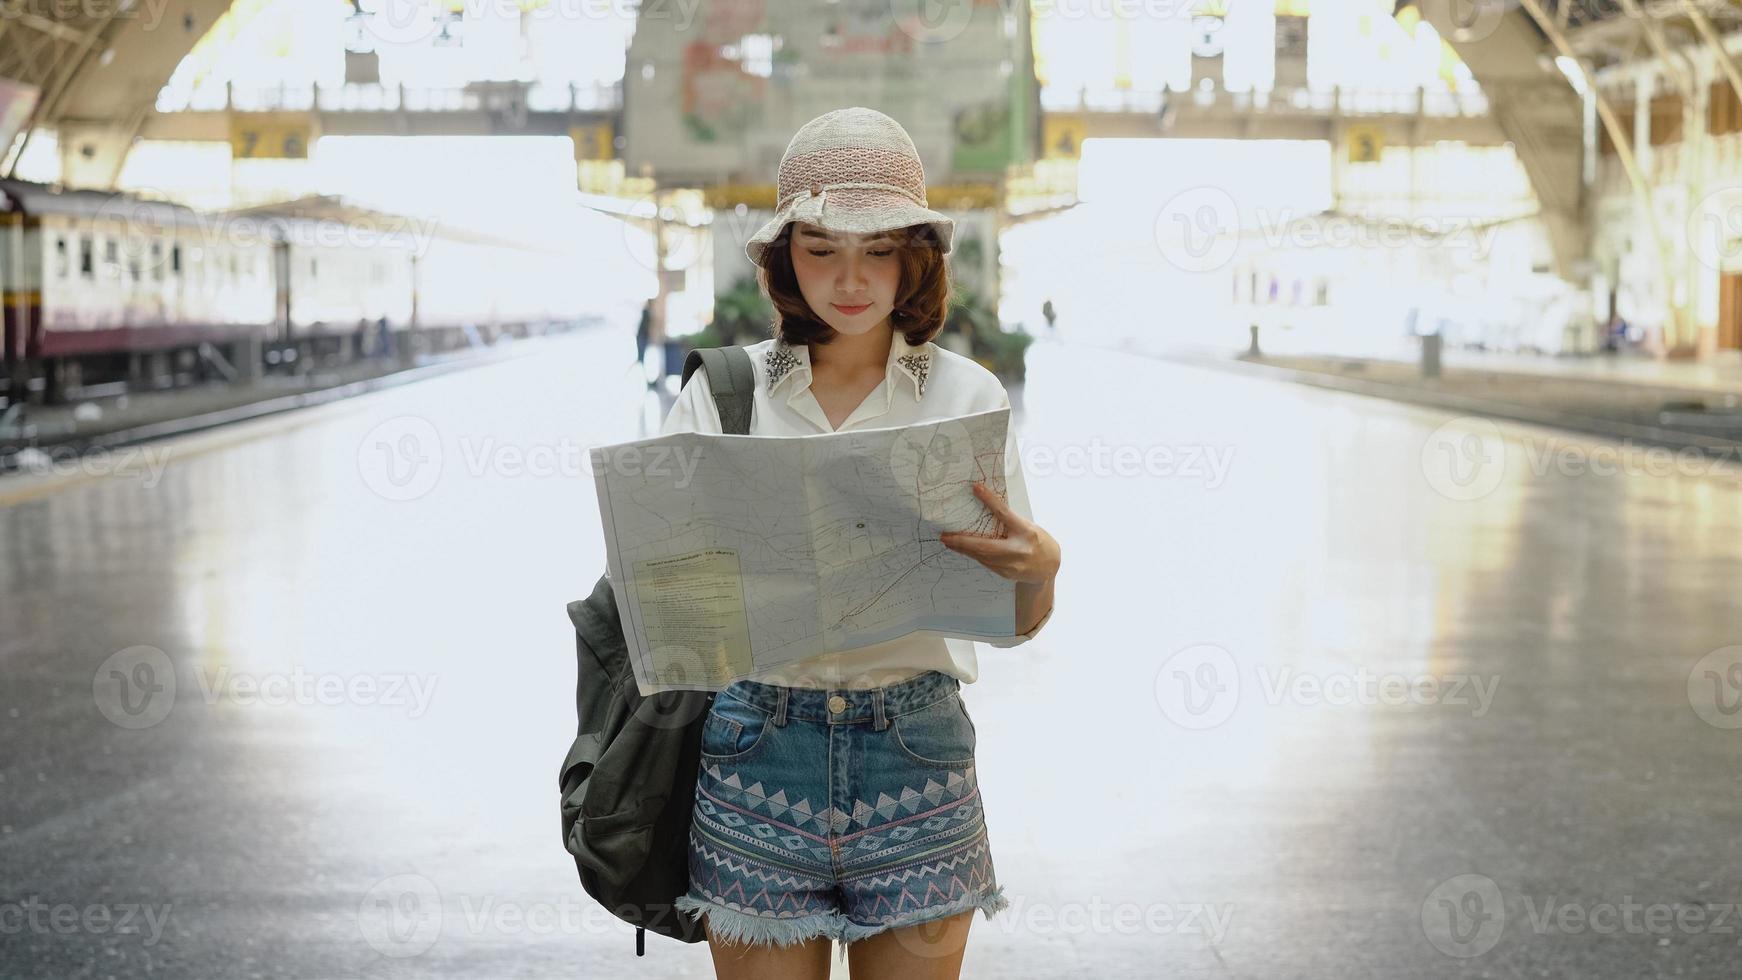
828, 695, 847, 713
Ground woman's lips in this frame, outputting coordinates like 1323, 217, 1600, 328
832, 303, 871, 315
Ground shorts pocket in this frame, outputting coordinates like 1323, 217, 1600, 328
890, 693, 976, 768
699, 694, 772, 762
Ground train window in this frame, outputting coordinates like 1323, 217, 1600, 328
171, 244, 182, 275
79, 237, 93, 278
55, 238, 68, 279
151, 242, 164, 281
309, 257, 318, 278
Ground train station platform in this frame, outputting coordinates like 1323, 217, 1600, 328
1145, 340, 1742, 464
3, 331, 1740, 978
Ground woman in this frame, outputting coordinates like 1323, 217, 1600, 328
659, 107, 1061, 980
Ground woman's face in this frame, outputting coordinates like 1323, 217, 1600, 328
787, 221, 901, 338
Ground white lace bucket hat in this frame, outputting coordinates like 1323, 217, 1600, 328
744, 106, 956, 268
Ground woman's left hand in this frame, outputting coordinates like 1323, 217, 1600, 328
939, 481, 1061, 585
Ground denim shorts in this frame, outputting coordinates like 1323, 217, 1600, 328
673, 669, 1009, 960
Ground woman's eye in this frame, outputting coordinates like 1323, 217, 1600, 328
869, 249, 894, 258
807, 249, 833, 257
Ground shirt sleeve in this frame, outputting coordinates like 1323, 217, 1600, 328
978, 383, 1051, 649
659, 367, 724, 437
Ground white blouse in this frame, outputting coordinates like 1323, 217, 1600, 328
658, 331, 1053, 689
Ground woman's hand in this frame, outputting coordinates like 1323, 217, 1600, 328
939, 481, 1061, 585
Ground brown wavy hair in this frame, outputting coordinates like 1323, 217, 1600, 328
756, 221, 952, 348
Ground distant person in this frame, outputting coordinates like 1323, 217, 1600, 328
1041, 297, 1056, 333
375, 315, 394, 358
636, 299, 655, 389
1604, 312, 1627, 353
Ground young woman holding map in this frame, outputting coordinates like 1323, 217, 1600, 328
657, 107, 1061, 980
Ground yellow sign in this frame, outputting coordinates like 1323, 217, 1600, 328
1041, 115, 1087, 160
229, 113, 312, 160
572, 122, 615, 162
1346, 124, 1384, 163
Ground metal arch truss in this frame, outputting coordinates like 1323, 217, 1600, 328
1535, 0, 1742, 64
0, 0, 136, 171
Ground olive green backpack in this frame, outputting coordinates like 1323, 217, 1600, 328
558, 345, 755, 956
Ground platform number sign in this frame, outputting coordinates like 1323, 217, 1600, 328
1346, 124, 1384, 164
571, 123, 615, 162
230, 114, 313, 160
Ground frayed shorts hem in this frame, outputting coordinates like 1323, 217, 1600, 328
677, 886, 1009, 965
673, 894, 840, 949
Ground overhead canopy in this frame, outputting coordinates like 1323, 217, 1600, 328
0, 0, 234, 186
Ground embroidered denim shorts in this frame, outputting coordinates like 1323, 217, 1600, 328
673, 669, 1009, 960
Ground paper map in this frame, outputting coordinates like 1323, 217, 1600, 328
590, 408, 1020, 694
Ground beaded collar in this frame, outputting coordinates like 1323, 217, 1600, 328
764, 335, 931, 400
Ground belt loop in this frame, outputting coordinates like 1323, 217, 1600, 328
871, 687, 888, 731
773, 686, 789, 727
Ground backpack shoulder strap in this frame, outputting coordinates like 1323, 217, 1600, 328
680, 345, 757, 435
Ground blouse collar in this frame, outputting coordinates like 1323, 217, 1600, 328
764, 330, 932, 400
